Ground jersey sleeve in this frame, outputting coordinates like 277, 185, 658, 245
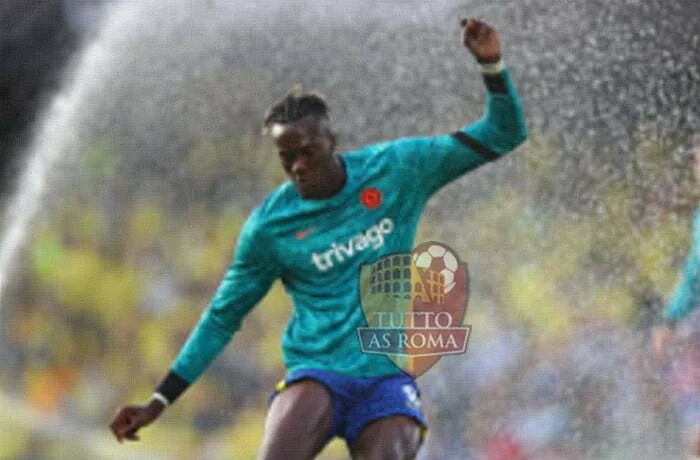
170, 208, 281, 383
664, 211, 700, 324
389, 68, 527, 198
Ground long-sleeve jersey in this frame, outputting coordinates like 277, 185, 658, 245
664, 210, 700, 323
169, 68, 527, 385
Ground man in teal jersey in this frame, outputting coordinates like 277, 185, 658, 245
653, 143, 700, 457
110, 18, 527, 458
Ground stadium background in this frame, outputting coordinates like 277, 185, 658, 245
1, 0, 700, 458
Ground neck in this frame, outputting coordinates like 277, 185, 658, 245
307, 155, 346, 200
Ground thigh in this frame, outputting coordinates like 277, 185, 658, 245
350, 415, 423, 460
258, 379, 334, 460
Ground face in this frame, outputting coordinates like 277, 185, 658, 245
272, 115, 340, 198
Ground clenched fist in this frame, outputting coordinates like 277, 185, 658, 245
110, 399, 165, 443
461, 18, 501, 64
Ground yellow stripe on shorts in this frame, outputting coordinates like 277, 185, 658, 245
420, 426, 428, 443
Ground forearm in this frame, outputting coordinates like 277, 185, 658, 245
171, 315, 236, 383
457, 64, 527, 156
153, 309, 241, 404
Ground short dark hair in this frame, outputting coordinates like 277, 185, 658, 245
263, 85, 329, 132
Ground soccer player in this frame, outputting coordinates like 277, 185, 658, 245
652, 143, 700, 457
110, 18, 527, 459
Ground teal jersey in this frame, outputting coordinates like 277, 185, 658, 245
664, 209, 700, 323
171, 69, 527, 383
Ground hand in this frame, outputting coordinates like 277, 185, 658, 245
651, 325, 674, 361
109, 399, 165, 443
460, 18, 501, 64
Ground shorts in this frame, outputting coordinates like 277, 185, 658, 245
269, 368, 428, 449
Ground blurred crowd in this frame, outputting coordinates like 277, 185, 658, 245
420, 320, 690, 459
0, 201, 286, 457
1, 185, 699, 459
1, 0, 699, 457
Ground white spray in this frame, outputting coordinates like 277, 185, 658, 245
0, 1, 137, 316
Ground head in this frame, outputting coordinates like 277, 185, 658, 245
263, 89, 343, 199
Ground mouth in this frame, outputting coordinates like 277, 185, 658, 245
295, 175, 311, 186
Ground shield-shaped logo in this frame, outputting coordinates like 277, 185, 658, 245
358, 242, 471, 377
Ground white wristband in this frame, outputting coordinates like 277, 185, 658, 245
479, 60, 505, 75
151, 392, 170, 408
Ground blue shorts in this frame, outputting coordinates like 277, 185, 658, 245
269, 369, 428, 449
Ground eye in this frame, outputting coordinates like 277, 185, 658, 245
279, 151, 295, 165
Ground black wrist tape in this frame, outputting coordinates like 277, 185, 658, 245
155, 371, 190, 404
483, 73, 507, 94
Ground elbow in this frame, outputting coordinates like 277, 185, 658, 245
491, 112, 528, 154
513, 111, 528, 147
503, 101, 528, 151
512, 122, 528, 149
501, 121, 528, 153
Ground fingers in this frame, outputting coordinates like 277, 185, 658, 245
460, 18, 490, 32
111, 420, 134, 443
109, 412, 126, 443
110, 407, 143, 443
125, 428, 141, 442
461, 18, 492, 43
459, 17, 500, 62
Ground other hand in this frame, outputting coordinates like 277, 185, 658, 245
109, 399, 165, 443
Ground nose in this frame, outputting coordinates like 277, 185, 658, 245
291, 157, 309, 176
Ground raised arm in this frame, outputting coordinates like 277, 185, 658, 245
458, 18, 527, 155
386, 19, 526, 197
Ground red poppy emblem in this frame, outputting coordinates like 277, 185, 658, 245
360, 187, 382, 210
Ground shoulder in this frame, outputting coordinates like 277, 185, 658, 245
345, 137, 427, 167
345, 141, 392, 160
241, 183, 297, 239
256, 182, 297, 218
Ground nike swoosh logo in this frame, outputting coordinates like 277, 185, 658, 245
295, 226, 316, 240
